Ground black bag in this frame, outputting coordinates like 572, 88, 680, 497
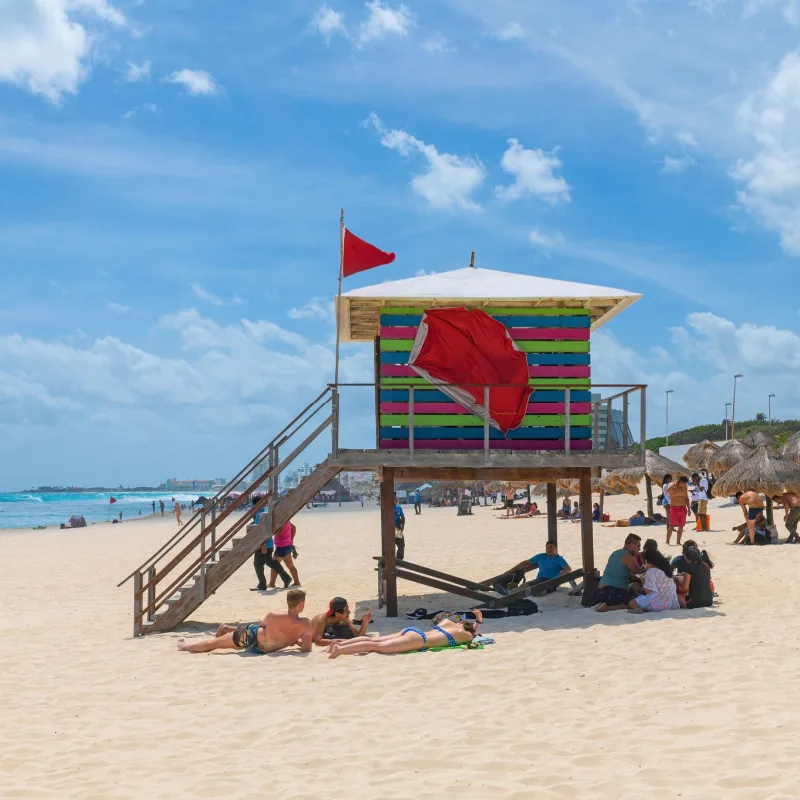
505, 598, 538, 616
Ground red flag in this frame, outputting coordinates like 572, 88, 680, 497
342, 228, 395, 278
109, 497, 117, 504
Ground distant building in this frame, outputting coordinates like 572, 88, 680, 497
591, 393, 635, 450
251, 462, 269, 483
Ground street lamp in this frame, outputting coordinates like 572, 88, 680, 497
666, 389, 674, 446
769, 394, 776, 427
731, 374, 744, 439
725, 403, 732, 440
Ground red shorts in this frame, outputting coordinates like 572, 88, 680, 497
670, 506, 688, 527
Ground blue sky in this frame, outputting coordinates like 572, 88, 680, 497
2, 0, 800, 489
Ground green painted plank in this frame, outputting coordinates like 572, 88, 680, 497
381, 339, 589, 353
380, 414, 592, 427
379, 377, 591, 387
382, 306, 590, 317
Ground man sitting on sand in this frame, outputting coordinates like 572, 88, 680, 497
177, 589, 311, 654
772, 493, 800, 543
593, 533, 642, 612
326, 609, 483, 658
736, 490, 765, 545
492, 540, 571, 595
310, 597, 373, 645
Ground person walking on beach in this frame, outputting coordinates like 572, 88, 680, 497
690, 472, 710, 532
272, 519, 300, 586
413, 491, 422, 515
174, 501, 183, 526
177, 590, 311, 654
159, 499, 165, 516
772, 493, 800, 543
151, 500, 156, 515
666, 476, 691, 546
661, 473, 673, 541
250, 511, 291, 591
736, 490, 764, 545
394, 501, 406, 559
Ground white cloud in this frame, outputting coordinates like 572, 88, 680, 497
675, 131, 699, 148
288, 297, 335, 323
366, 112, 486, 210
662, 155, 696, 173
123, 109, 136, 120
142, 102, 158, 113
421, 33, 454, 53
732, 51, 800, 255
0, 0, 126, 102
125, 60, 151, 82
358, 1, 414, 45
190, 284, 244, 307
108, 301, 131, 314
495, 22, 526, 40
164, 69, 221, 96
495, 139, 571, 204
529, 229, 566, 249
310, 4, 348, 43
745, 0, 800, 23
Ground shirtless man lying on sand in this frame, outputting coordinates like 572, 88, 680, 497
177, 589, 311, 654
310, 597, 373, 646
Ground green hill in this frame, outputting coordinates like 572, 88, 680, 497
645, 418, 800, 452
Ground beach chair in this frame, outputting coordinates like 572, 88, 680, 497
393, 559, 584, 609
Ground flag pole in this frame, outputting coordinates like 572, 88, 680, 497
334, 208, 344, 387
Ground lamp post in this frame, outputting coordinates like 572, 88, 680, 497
665, 389, 674, 446
731, 374, 743, 439
769, 394, 775, 428
725, 403, 732, 441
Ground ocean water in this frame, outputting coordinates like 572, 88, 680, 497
0, 491, 201, 530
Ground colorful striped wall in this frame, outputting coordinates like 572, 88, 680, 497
378, 307, 592, 451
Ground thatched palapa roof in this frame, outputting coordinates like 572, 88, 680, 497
741, 430, 777, 449
604, 449, 690, 490
712, 445, 800, 497
708, 439, 752, 475
683, 440, 720, 470
779, 431, 800, 465
531, 483, 571, 498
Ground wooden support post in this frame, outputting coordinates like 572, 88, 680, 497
599, 488, 605, 519
564, 387, 571, 453
331, 387, 339, 455
133, 571, 143, 637
645, 475, 654, 519
380, 467, 398, 617
409, 386, 415, 457
547, 481, 557, 546
640, 387, 647, 463
374, 337, 381, 449
766, 496, 774, 526
147, 565, 156, 622
622, 393, 629, 452
579, 469, 596, 600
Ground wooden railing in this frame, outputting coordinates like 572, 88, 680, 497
124, 386, 338, 635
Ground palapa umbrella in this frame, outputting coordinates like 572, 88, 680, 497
604, 449, 691, 517
683, 440, 721, 471
779, 431, 800, 465
708, 439, 752, 475
712, 444, 800, 524
741, 430, 777, 449
531, 482, 570, 498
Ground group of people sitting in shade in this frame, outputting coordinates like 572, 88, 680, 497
177, 590, 484, 658
500, 500, 542, 519
593, 533, 714, 613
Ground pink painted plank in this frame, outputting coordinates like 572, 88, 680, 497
380, 439, 592, 451
379, 326, 590, 341
380, 402, 592, 414
529, 366, 591, 378
380, 364, 591, 379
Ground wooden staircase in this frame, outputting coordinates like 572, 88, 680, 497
120, 387, 340, 636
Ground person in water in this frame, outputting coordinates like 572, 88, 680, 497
177, 589, 311, 654
326, 609, 483, 658
310, 597, 373, 645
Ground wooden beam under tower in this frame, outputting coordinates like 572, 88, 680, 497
579, 468, 596, 602
380, 467, 398, 617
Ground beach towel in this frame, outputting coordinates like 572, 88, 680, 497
408, 307, 533, 434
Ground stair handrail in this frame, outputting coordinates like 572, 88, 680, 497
119, 386, 333, 587
142, 412, 334, 606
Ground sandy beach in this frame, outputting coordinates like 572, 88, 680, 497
1, 491, 799, 799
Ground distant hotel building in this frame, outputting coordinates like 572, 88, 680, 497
591, 393, 635, 450
163, 478, 226, 491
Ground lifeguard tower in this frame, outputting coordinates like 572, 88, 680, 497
122, 265, 645, 635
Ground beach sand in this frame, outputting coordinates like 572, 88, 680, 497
1, 491, 799, 799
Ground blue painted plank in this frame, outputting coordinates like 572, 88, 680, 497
379, 352, 591, 366
380, 314, 590, 329
379, 389, 593, 403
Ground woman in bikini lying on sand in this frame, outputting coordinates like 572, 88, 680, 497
326, 609, 483, 658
